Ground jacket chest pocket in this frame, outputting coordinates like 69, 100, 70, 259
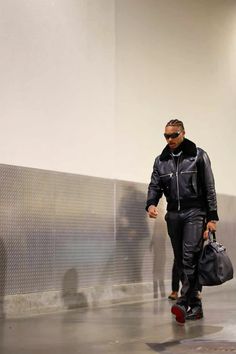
180, 170, 198, 194
160, 173, 173, 193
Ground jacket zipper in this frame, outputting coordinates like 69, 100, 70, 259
173, 155, 181, 211
160, 173, 173, 178
180, 170, 197, 174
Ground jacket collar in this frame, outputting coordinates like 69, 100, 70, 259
160, 138, 197, 161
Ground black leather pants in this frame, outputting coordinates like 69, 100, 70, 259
171, 259, 180, 292
165, 208, 206, 307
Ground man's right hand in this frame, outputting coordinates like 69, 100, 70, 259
147, 205, 158, 218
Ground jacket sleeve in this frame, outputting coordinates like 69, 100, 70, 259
199, 150, 219, 221
145, 158, 163, 211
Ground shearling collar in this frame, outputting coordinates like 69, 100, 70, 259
160, 138, 197, 161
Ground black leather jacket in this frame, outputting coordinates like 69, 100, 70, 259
146, 138, 219, 221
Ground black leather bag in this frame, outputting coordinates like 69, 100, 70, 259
198, 232, 234, 286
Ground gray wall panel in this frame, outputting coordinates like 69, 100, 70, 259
53, 173, 114, 290
115, 180, 152, 284
0, 164, 235, 303
216, 194, 236, 270
0, 165, 55, 295
0, 165, 116, 296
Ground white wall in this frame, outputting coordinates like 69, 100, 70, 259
0, 0, 115, 178
115, 0, 236, 195
0, 0, 236, 195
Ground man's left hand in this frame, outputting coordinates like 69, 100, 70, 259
203, 221, 217, 240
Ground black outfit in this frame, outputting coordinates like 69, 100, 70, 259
146, 138, 218, 308
171, 258, 202, 294
171, 259, 180, 292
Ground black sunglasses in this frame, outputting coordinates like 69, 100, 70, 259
164, 132, 181, 139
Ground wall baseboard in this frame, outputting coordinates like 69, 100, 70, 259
1, 281, 173, 318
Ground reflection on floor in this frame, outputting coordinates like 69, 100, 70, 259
0, 280, 235, 354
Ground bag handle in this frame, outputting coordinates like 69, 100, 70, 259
208, 231, 216, 242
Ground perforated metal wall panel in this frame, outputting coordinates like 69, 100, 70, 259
0, 165, 55, 294
1, 164, 234, 299
53, 173, 114, 290
0, 165, 115, 295
115, 180, 150, 283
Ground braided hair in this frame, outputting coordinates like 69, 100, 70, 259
165, 119, 185, 131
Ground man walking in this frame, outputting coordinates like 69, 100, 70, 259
146, 119, 218, 324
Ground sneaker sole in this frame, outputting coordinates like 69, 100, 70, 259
171, 305, 186, 324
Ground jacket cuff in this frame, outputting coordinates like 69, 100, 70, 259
206, 210, 219, 222
145, 199, 158, 212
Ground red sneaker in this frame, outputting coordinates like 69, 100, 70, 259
171, 304, 187, 324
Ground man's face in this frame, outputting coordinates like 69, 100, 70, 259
164, 125, 185, 151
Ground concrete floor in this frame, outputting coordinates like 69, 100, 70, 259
1, 281, 236, 354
